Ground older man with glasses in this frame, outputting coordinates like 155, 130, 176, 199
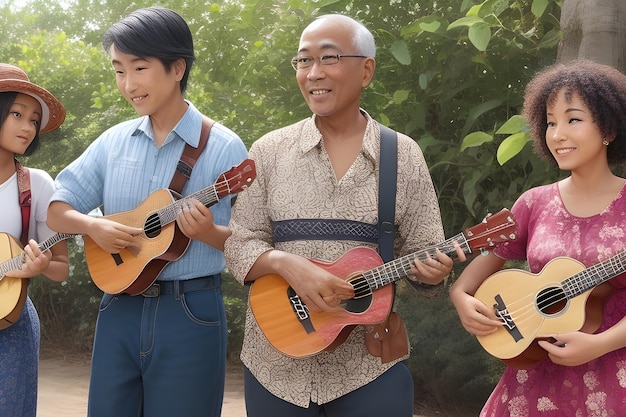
225, 13, 465, 417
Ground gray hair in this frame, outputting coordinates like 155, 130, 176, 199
314, 14, 376, 57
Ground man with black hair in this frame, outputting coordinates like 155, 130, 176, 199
48, 7, 247, 417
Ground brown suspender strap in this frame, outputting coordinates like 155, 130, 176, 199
169, 115, 215, 193
15, 160, 32, 246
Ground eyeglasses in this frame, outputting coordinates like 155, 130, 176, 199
290, 54, 367, 71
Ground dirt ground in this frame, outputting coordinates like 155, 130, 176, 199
37, 355, 430, 417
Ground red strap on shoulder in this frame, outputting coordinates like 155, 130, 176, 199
15, 160, 32, 246
169, 116, 214, 193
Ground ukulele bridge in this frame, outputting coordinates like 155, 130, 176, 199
287, 287, 315, 334
493, 294, 523, 342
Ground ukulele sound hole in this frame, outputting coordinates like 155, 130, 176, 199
341, 276, 372, 313
342, 295, 372, 314
536, 286, 567, 316
144, 213, 163, 238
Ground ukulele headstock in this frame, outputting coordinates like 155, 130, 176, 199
216, 159, 257, 198
465, 208, 518, 252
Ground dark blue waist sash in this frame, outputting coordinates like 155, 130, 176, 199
271, 218, 378, 244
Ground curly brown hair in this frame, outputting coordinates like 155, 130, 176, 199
523, 59, 626, 166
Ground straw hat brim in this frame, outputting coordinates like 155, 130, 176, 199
0, 79, 66, 134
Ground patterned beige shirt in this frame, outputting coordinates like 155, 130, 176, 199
224, 111, 445, 407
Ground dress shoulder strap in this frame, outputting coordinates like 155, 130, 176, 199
15, 160, 32, 246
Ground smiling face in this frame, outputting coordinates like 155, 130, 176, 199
109, 44, 184, 118
0, 93, 42, 157
295, 17, 375, 120
546, 89, 608, 172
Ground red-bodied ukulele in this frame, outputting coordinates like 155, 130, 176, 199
250, 208, 517, 358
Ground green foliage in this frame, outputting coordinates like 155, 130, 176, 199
28, 239, 101, 352
396, 268, 504, 415
0, 0, 569, 412
0, 27, 113, 176
380, 0, 564, 225
221, 270, 249, 361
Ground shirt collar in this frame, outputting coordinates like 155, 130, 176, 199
300, 110, 380, 165
130, 100, 203, 147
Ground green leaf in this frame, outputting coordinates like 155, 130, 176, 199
468, 23, 491, 51
463, 99, 503, 136
479, 0, 512, 17
497, 132, 533, 165
462, 170, 486, 217
393, 90, 410, 105
460, 0, 475, 12
401, 16, 448, 36
483, 14, 503, 27
378, 112, 391, 126
539, 28, 562, 49
531, 0, 550, 18
391, 40, 411, 65
461, 131, 493, 151
469, 99, 503, 119
495, 115, 527, 134
420, 20, 442, 33
400, 20, 423, 37
419, 73, 428, 90
466, 4, 482, 17
448, 16, 485, 30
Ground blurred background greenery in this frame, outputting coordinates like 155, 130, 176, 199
3, 0, 624, 414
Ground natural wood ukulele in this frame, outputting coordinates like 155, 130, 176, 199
474, 254, 620, 369
249, 208, 518, 358
84, 159, 256, 295
0, 232, 74, 329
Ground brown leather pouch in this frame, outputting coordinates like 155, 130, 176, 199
364, 311, 409, 363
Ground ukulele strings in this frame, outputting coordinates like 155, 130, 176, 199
351, 234, 471, 299
0, 233, 75, 280
496, 280, 572, 329
352, 222, 515, 298
39, 233, 74, 252
0, 256, 22, 280
495, 253, 626, 329
140, 175, 236, 234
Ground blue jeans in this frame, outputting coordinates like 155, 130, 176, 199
87, 275, 227, 417
244, 361, 414, 417
0, 297, 39, 417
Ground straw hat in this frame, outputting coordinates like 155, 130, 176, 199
0, 63, 66, 133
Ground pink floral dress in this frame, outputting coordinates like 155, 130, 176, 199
484, 182, 626, 416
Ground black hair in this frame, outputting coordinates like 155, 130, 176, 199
0, 91, 41, 156
523, 59, 626, 166
102, 7, 195, 93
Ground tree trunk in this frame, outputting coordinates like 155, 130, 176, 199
557, 0, 626, 73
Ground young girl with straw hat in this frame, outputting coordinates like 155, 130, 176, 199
0, 63, 69, 417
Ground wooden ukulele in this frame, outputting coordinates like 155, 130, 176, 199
474, 254, 620, 369
84, 159, 256, 295
0, 232, 74, 329
249, 208, 517, 358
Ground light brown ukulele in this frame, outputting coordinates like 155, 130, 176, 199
0, 232, 74, 329
84, 159, 256, 295
474, 255, 618, 369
